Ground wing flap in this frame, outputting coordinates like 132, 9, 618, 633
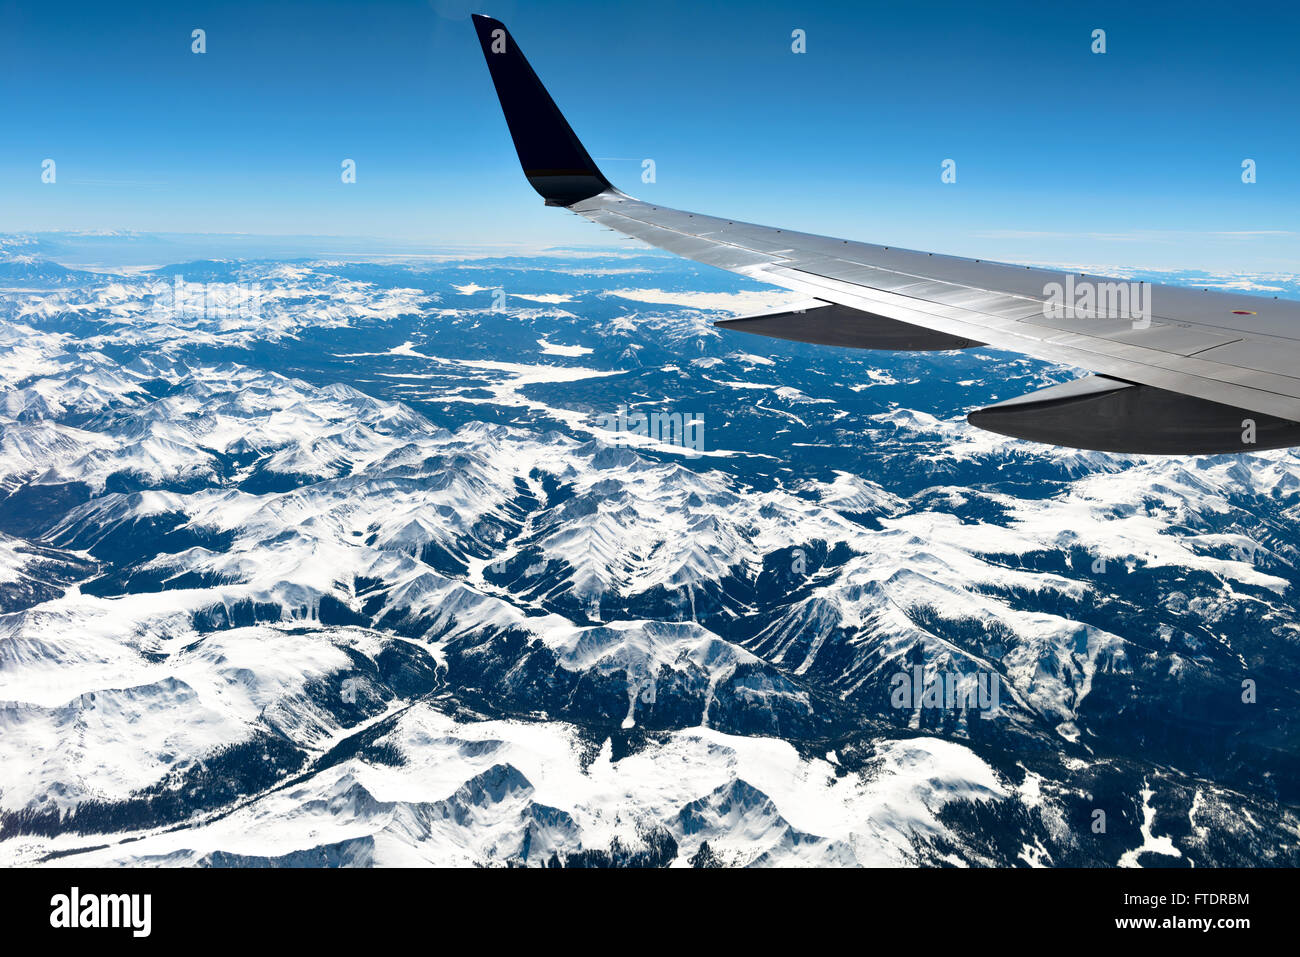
714, 300, 982, 351
969, 375, 1300, 454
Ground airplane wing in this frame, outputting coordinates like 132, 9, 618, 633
471, 14, 1300, 454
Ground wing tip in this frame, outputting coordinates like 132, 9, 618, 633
471, 13, 613, 207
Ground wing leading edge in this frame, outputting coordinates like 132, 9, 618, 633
471, 14, 1300, 454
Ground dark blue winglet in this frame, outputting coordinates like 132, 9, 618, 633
471, 14, 614, 206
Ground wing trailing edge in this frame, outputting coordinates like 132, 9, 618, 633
715, 300, 982, 351
969, 376, 1300, 454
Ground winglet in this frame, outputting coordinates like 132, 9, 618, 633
471, 14, 614, 206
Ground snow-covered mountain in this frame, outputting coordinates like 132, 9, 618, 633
1, 246, 1297, 867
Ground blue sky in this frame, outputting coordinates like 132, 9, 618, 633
2, 0, 1298, 270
